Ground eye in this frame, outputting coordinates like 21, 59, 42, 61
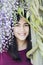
24, 23, 29, 26
14, 23, 19, 27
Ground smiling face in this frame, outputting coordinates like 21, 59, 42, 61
13, 17, 29, 41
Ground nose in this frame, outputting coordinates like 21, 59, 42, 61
20, 26, 24, 32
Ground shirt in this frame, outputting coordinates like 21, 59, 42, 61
0, 49, 32, 65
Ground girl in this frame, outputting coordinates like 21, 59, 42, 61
0, 8, 32, 65
7, 10, 32, 65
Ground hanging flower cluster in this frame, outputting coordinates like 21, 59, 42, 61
0, 0, 13, 52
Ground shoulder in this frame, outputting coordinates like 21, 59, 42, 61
0, 52, 16, 65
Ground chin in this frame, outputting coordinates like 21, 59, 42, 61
16, 35, 28, 41
18, 37, 26, 41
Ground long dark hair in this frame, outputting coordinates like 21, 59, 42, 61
7, 9, 32, 61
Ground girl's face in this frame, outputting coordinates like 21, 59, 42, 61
13, 17, 29, 41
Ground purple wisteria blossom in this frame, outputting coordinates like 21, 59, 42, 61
0, 0, 15, 53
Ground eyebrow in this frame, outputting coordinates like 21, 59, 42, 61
14, 22, 29, 25
24, 23, 29, 24
15, 22, 19, 24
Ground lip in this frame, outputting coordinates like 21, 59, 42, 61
18, 33, 26, 36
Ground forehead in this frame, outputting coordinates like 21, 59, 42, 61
18, 17, 27, 24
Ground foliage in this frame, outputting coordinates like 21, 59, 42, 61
26, 0, 43, 59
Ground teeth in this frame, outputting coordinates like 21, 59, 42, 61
19, 33, 25, 36
20, 34, 25, 35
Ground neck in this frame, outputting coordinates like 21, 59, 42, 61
17, 39, 27, 51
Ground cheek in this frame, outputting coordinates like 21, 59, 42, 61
25, 27, 29, 35
13, 28, 19, 35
